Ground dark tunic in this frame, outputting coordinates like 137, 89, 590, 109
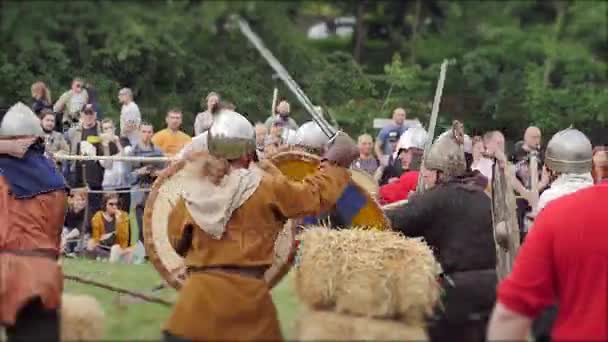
385, 172, 497, 342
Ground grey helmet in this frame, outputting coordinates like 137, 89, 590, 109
295, 121, 330, 151
0, 102, 44, 137
545, 127, 592, 174
424, 120, 466, 177
396, 126, 428, 152
207, 110, 255, 160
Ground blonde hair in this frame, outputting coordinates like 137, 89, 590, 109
358, 134, 373, 144
31, 81, 52, 103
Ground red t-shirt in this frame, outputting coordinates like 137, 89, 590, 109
379, 171, 419, 204
497, 182, 608, 340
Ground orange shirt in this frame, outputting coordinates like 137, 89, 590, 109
152, 128, 192, 156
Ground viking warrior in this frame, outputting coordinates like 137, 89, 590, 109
162, 110, 358, 341
379, 126, 427, 204
524, 128, 594, 342
0, 103, 68, 342
384, 121, 496, 342
528, 128, 594, 221
488, 168, 608, 341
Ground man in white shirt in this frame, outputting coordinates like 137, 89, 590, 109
118, 88, 141, 146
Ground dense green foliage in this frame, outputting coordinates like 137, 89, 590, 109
1, 0, 606, 144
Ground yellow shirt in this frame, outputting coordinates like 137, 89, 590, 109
152, 129, 192, 156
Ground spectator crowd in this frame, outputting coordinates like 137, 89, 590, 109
26, 78, 604, 271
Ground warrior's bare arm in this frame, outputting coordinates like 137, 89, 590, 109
487, 302, 532, 340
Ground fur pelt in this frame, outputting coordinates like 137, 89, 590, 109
60, 294, 105, 341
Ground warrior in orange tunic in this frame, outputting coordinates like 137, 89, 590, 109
162, 110, 358, 341
0, 103, 67, 342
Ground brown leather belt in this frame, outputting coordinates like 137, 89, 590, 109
0, 248, 59, 260
186, 265, 269, 279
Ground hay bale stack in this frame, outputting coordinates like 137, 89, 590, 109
296, 310, 428, 341
61, 294, 105, 341
295, 227, 441, 324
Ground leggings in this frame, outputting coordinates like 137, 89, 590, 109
5, 297, 59, 342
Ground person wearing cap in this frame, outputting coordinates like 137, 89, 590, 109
0, 103, 68, 341
65, 106, 106, 218
162, 110, 359, 341
118, 87, 141, 146
384, 121, 496, 342
377, 131, 404, 186
375, 107, 408, 165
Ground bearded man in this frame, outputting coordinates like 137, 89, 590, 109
162, 110, 358, 341
384, 121, 496, 342
0, 103, 68, 342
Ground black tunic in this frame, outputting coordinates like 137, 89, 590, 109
385, 172, 497, 342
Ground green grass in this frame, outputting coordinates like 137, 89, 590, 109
63, 259, 301, 340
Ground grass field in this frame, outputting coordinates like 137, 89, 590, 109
63, 259, 301, 340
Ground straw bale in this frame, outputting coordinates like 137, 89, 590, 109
61, 294, 105, 341
295, 227, 441, 322
296, 310, 428, 341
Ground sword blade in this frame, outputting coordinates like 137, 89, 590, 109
236, 17, 336, 138
416, 60, 449, 193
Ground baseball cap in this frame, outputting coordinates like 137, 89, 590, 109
388, 131, 399, 142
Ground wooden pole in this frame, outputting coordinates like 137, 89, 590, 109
271, 87, 278, 116
64, 274, 173, 307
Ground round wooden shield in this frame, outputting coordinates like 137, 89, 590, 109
349, 168, 379, 198
270, 151, 390, 230
143, 157, 297, 290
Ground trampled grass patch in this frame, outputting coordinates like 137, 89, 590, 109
63, 259, 300, 340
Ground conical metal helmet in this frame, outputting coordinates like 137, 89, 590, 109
396, 126, 428, 152
295, 121, 330, 150
0, 102, 44, 137
207, 109, 255, 160
424, 121, 466, 177
545, 127, 592, 174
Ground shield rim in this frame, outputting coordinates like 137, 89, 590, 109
270, 150, 391, 230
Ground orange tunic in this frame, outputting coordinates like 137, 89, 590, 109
0, 176, 66, 325
164, 162, 350, 341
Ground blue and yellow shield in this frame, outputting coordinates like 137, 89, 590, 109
270, 151, 390, 231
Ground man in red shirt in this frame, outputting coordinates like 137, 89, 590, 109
487, 181, 608, 340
